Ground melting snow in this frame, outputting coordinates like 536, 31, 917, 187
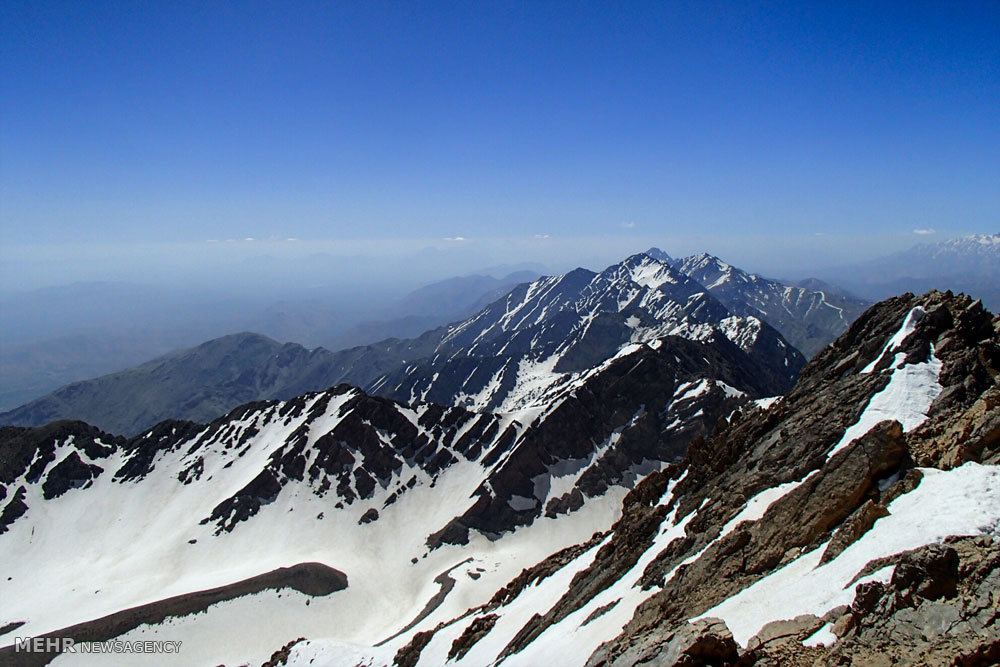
718, 476, 813, 540
860, 307, 925, 374
803, 623, 837, 647
696, 462, 1000, 647
828, 343, 942, 459
628, 258, 677, 290
754, 396, 780, 410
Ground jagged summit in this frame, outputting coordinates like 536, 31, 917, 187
370, 252, 803, 411
356, 290, 1000, 667
670, 251, 871, 358
642, 247, 673, 264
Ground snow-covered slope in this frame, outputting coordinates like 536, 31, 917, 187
669, 251, 870, 358
0, 313, 795, 665
268, 290, 999, 667
10, 273, 996, 666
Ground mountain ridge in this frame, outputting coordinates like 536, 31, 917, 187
0, 252, 807, 436
0, 290, 997, 666
663, 249, 871, 358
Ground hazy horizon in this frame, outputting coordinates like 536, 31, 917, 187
2, 229, 992, 294
3, 2, 998, 291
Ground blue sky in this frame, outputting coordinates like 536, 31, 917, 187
1, 1, 998, 277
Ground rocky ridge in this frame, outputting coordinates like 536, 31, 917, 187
668, 250, 871, 358
361, 290, 1000, 667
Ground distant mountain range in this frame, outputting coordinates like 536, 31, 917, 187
819, 232, 1000, 310
370, 253, 803, 412
322, 270, 541, 350
0, 270, 540, 412
1, 252, 816, 436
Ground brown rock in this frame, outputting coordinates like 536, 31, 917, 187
747, 614, 825, 650
820, 500, 891, 564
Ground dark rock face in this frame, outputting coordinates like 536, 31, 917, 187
0, 421, 120, 486
115, 419, 204, 482
40, 451, 104, 499
394, 631, 435, 667
0, 486, 27, 535
0, 421, 120, 533
202, 468, 283, 533
448, 614, 499, 661
262, 637, 306, 667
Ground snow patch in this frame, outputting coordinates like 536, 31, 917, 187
860, 307, 925, 374
696, 462, 1000, 647
829, 343, 942, 459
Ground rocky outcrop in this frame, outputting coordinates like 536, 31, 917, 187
447, 614, 499, 661
572, 291, 1000, 666
819, 536, 1000, 666
394, 631, 435, 667
617, 617, 742, 666
39, 450, 104, 499
262, 637, 306, 667
392, 290, 999, 667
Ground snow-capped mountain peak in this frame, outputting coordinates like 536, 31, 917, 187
670, 251, 871, 358
923, 232, 1000, 258
372, 253, 804, 413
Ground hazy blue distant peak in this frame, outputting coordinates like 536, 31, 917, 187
643, 247, 673, 264
921, 233, 1000, 257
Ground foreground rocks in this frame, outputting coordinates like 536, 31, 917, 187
574, 292, 1000, 666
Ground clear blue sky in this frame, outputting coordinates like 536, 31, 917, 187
2, 1, 998, 251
